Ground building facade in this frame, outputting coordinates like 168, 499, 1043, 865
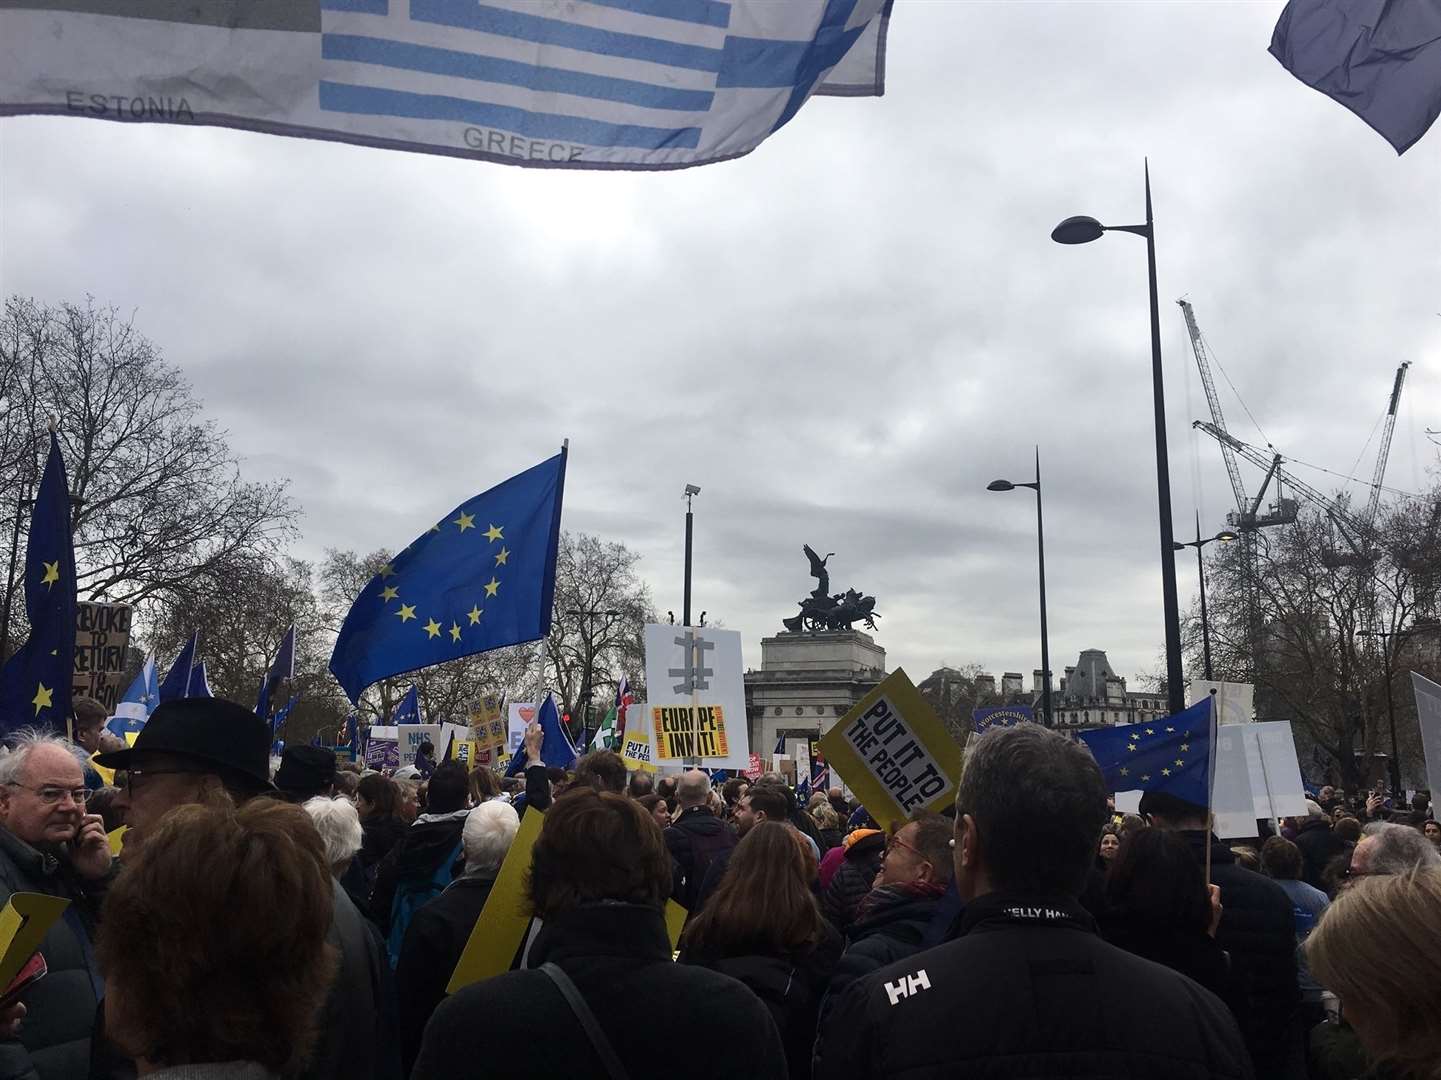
744, 630, 887, 758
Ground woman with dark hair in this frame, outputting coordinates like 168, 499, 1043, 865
413, 789, 786, 1080
679, 821, 842, 1080
97, 799, 337, 1077
1099, 827, 1236, 1011
355, 772, 406, 883
637, 793, 672, 829
1096, 824, 1121, 871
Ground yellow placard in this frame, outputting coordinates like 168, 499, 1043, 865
89, 754, 116, 786
818, 669, 963, 830
107, 826, 128, 856
664, 899, 687, 953
619, 723, 656, 774
123, 731, 139, 747
447, 807, 544, 994
0, 893, 71, 989
651, 705, 728, 761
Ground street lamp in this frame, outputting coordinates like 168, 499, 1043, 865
1171, 512, 1237, 681
1053, 161, 1185, 716
566, 606, 623, 748
1358, 628, 1407, 795
683, 484, 701, 627
987, 447, 1052, 727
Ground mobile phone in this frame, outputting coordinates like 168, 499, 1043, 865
0, 953, 46, 1010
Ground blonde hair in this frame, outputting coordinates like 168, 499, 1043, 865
1306, 868, 1441, 1079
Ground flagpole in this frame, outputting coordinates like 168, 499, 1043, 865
1205, 688, 1218, 885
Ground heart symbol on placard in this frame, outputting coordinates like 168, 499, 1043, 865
520, 707, 536, 722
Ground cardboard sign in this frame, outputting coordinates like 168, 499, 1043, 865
449, 807, 544, 993
651, 705, 729, 761
1187, 680, 1255, 726
642, 625, 750, 770
819, 669, 962, 829
1241, 722, 1308, 820
507, 703, 536, 755
620, 701, 656, 773
0, 893, 70, 989
71, 602, 131, 712
745, 752, 763, 780
397, 724, 443, 768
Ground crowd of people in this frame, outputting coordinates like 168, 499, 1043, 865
0, 694, 1437, 1079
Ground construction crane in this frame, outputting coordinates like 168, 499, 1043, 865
1362, 361, 1410, 527
1178, 299, 1297, 533
1193, 422, 1369, 559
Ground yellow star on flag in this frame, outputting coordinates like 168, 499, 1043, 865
380, 585, 399, 602
1126, 744, 1137, 752
484, 578, 500, 597
484, 524, 503, 542
1165, 726, 1175, 733
31, 683, 53, 714
1161, 768, 1172, 777
396, 604, 417, 623
1141, 774, 1151, 783
423, 619, 442, 639
1119, 767, 1129, 777
467, 605, 482, 625
1145, 728, 1155, 735
379, 563, 396, 579
454, 511, 475, 532
1179, 743, 1189, 751
1129, 731, 1140, 740
494, 547, 510, 566
40, 561, 59, 588
449, 622, 462, 643
1175, 759, 1185, 767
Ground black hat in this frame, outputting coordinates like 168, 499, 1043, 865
93, 697, 274, 791
274, 745, 338, 799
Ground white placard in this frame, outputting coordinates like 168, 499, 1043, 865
1411, 673, 1441, 800
397, 724, 443, 768
1213, 725, 1261, 839
643, 625, 750, 770
1188, 681, 1255, 725
507, 702, 537, 755
1242, 722, 1309, 820
1113, 790, 1143, 815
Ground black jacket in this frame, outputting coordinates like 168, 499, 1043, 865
0, 826, 106, 1080
395, 873, 497, 1075
825, 884, 944, 1012
1293, 817, 1349, 892
412, 902, 788, 1080
302, 887, 402, 1080
1183, 831, 1300, 1076
358, 814, 406, 881
815, 892, 1253, 1080
664, 807, 736, 912
1099, 910, 1241, 1017
681, 921, 842, 1080
369, 811, 468, 933
820, 832, 885, 934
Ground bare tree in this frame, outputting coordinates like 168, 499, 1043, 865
0, 297, 297, 640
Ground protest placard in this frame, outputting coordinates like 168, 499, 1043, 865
819, 670, 962, 829
642, 626, 750, 770
1187, 680, 1255, 725
1411, 673, 1441, 801
0, 892, 70, 989
449, 807, 544, 993
71, 601, 131, 712
619, 702, 656, 773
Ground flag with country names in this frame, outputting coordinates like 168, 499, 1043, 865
0, 0, 893, 171
973, 705, 1034, 734
0, 434, 77, 734
330, 450, 566, 702
1079, 698, 1215, 808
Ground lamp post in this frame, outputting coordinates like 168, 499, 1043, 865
1358, 628, 1407, 795
567, 606, 622, 748
1171, 513, 1237, 681
1053, 162, 1184, 716
683, 484, 700, 626
987, 447, 1052, 726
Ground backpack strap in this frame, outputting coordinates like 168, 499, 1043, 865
539, 963, 631, 1080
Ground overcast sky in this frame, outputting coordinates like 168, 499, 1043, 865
2, 0, 1439, 689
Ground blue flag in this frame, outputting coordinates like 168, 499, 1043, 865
158, 632, 200, 703
271, 694, 298, 737
391, 685, 421, 725
190, 661, 214, 699
973, 705, 1033, 734
255, 625, 295, 718
330, 449, 567, 702
0, 435, 77, 734
1079, 699, 1216, 809
1270, 0, 1441, 154
110, 654, 158, 731
506, 693, 575, 777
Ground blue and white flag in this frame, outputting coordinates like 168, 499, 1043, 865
0, 0, 893, 171
111, 654, 159, 729
973, 705, 1034, 734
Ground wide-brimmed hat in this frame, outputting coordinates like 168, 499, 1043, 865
274, 745, 337, 799
93, 697, 274, 791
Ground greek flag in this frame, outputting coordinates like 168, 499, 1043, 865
0, 0, 893, 170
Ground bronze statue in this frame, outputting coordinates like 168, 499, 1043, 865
782, 547, 881, 633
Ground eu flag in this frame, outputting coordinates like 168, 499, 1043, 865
255, 625, 295, 718
330, 449, 567, 702
1079, 698, 1215, 808
159, 631, 199, 703
391, 684, 421, 725
0, 435, 77, 734
505, 693, 575, 777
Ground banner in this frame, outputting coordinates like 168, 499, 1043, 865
642, 625, 750, 770
819, 669, 961, 828
71, 602, 131, 713
972, 705, 1032, 733
651, 704, 729, 762
0, 1, 892, 172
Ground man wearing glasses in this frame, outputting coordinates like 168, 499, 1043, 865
0, 731, 113, 1079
